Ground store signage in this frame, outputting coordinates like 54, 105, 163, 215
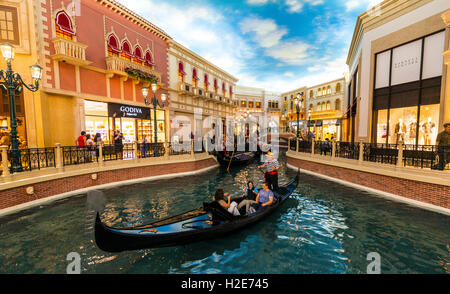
315, 120, 323, 127
307, 120, 316, 127
375, 50, 391, 89
391, 39, 422, 86
108, 103, 150, 119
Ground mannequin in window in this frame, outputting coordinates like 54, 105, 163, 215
421, 117, 435, 145
408, 120, 417, 144
394, 118, 407, 144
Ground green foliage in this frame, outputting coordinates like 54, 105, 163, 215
125, 67, 159, 83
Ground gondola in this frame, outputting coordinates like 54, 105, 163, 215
95, 171, 299, 252
216, 151, 256, 166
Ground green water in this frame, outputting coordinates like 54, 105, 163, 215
0, 153, 449, 274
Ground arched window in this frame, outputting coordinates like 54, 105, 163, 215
133, 46, 144, 63
326, 101, 331, 110
335, 99, 341, 110
121, 40, 133, 61
317, 88, 322, 97
144, 51, 154, 66
323, 88, 327, 96
55, 10, 75, 39
327, 86, 331, 95
214, 79, 218, 93
336, 83, 341, 93
178, 61, 186, 82
192, 68, 199, 87
229, 86, 233, 97
309, 90, 314, 98
204, 74, 209, 91
317, 103, 322, 111
107, 34, 121, 56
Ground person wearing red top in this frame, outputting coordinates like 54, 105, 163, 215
76, 131, 86, 148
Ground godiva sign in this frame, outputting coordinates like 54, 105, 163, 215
108, 103, 150, 119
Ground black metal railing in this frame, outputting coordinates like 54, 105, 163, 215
298, 140, 312, 153
61, 146, 97, 166
6, 147, 56, 172
336, 142, 360, 160
168, 141, 191, 156
138, 143, 166, 158
315, 140, 332, 157
403, 144, 449, 170
363, 143, 398, 165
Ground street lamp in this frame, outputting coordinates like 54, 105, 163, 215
295, 93, 304, 138
0, 42, 42, 173
142, 82, 167, 156
307, 109, 312, 139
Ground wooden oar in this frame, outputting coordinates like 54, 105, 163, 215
226, 149, 235, 173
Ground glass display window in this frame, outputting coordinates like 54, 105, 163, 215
375, 109, 388, 144
85, 116, 110, 144
418, 104, 439, 145
388, 107, 417, 145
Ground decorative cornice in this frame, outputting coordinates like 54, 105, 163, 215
96, 0, 172, 41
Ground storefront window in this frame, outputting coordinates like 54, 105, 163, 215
418, 104, 439, 145
388, 107, 417, 145
375, 109, 388, 144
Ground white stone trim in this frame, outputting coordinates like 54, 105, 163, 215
286, 163, 450, 216
0, 163, 218, 218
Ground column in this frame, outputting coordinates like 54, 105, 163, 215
98, 142, 104, 166
359, 140, 364, 164
55, 143, 63, 172
442, 11, 450, 127
1, 146, 10, 180
397, 142, 404, 168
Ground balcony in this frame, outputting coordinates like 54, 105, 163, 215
51, 37, 91, 66
177, 82, 194, 96
105, 55, 162, 82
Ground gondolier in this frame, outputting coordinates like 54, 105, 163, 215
258, 152, 279, 192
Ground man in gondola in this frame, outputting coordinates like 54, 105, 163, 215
258, 152, 279, 192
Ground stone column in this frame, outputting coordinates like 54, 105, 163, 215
1, 146, 10, 180
55, 143, 63, 172
331, 141, 336, 160
359, 140, 364, 164
98, 143, 104, 166
397, 142, 404, 168
133, 141, 138, 163
191, 139, 195, 158
164, 142, 170, 159
296, 138, 299, 153
441, 11, 450, 128
311, 140, 315, 155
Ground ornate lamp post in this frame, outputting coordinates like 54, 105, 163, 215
142, 82, 167, 156
0, 43, 42, 173
294, 93, 304, 138
307, 109, 312, 138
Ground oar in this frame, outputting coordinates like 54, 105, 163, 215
226, 149, 235, 173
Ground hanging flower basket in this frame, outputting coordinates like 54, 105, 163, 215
125, 67, 159, 83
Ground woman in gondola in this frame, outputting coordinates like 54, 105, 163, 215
243, 181, 258, 201
214, 189, 231, 209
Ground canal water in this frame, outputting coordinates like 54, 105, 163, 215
0, 152, 449, 274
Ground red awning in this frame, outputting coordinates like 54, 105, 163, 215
107, 35, 121, 53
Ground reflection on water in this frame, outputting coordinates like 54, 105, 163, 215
0, 152, 449, 274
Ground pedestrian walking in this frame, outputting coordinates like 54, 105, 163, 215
432, 121, 450, 170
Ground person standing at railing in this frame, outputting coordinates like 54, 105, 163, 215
140, 136, 148, 158
113, 130, 124, 159
93, 133, 102, 158
76, 131, 86, 148
433, 121, 450, 170
86, 134, 95, 162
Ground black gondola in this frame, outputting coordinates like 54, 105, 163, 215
95, 171, 299, 252
216, 151, 256, 166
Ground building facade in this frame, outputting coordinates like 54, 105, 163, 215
167, 40, 237, 142
346, 0, 450, 144
281, 87, 307, 135
306, 77, 346, 141
0, 0, 41, 148
1, 0, 172, 147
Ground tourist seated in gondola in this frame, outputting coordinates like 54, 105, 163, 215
214, 189, 240, 216
238, 182, 273, 214
243, 181, 258, 201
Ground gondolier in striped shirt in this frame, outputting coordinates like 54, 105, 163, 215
258, 152, 279, 192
